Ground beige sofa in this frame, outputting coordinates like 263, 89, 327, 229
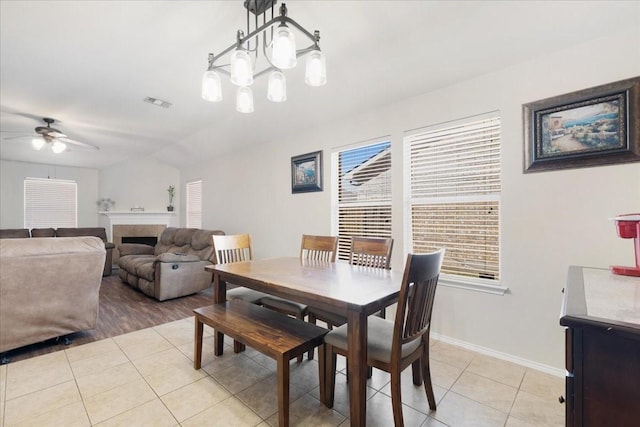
0, 236, 105, 353
0, 227, 115, 276
118, 227, 224, 301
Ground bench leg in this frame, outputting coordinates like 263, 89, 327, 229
194, 316, 204, 369
234, 340, 246, 353
277, 356, 290, 427
214, 330, 225, 356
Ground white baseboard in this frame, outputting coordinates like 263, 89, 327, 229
431, 332, 565, 378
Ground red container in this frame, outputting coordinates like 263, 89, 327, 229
615, 214, 640, 238
610, 213, 640, 277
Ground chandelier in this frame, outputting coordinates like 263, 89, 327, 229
201, 0, 326, 113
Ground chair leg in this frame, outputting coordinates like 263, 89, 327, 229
296, 312, 304, 363
318, 344, 326, 404
307, 313, 317, 360
412, 359, 422, 385
390, 369, 405, 427
421, 353, 436, 410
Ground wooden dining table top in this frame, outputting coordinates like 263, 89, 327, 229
205, 256, 403, 314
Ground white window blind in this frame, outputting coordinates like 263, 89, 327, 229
406, 116, 501, 282
334, 140, 392, 261
24, 178, 77, 229
186, 180, 202, 229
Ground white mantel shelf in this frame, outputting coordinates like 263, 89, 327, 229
100, 211, 175, 241
100, 211, 175, 216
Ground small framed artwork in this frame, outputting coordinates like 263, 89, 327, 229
291, 150, 323, 193
523, 76, 640, 173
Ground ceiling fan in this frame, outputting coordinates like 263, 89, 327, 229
2, 117, 99, 154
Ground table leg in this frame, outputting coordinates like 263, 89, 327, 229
213, 272, 226, 356
347, 309, 367, 427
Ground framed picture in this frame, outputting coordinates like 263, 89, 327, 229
291, 150, 323, 193
523, 76, 640, 173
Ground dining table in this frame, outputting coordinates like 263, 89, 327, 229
204, 256, 403, 427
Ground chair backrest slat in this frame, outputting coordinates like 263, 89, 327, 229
300, 235, 338, 262
349, 236, 393, 269
393, 249, 445, 351
212, 234, 253, 264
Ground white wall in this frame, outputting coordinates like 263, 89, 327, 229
98, 156, 180, 222
180, 26, 640, 371
0, 159, 99, 228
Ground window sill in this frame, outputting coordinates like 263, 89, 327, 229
439, 274, 508, 295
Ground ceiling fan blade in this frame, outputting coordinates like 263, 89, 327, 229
48, 131, 67, 138
58, 137, 100, 151
2, 134, 35, 140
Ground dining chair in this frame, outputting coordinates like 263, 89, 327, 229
212, 234, 270, 304
260, 234, 338, 361
350, 236, 394, 269
307, 236, 394, 340
321, 249, 445, 426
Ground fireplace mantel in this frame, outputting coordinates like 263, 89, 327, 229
100, 211, 175, 241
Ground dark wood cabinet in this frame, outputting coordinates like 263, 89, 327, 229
560, 266, 640, 426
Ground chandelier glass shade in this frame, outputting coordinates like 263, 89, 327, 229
201, 70, 222, 102
230, 48, 254, 86
236, 86, 255, 113
271, 23, 297, 70
201, 1, 325, 113
305, 49, 326, 87
267, 71, 286, 102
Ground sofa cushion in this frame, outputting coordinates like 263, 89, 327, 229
156, 253, 201, 263
119, 254, 153, 274
56, 227, 108, 243
0, 229, 30, 239
31, 228, 56, 237
136, 259, 156, 282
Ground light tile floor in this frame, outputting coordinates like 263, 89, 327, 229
0, 317, 565, 426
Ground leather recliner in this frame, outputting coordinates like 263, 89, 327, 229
117, 227, 224, 301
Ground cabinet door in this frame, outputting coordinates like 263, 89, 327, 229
581, 327, 640, 426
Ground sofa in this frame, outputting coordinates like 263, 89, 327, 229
0, 227, 115, 276
118, 227, 224, 301
0, 236, 105, 353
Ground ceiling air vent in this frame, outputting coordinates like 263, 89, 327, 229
143, 97, 172, 108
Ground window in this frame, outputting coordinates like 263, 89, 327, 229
186, 180, 202, 228
333, 140, 392, 261
24, 178, 77, 229
405, 115, 502, 291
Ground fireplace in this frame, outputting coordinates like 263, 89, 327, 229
100, 211, 174, 266
122, 236, 158, 246
112, 224, 166, 264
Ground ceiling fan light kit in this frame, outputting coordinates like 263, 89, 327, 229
201, 0, 326, 113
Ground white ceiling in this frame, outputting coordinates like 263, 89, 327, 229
1, 1, 638, 170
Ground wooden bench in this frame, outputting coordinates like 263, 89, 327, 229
194, 300, 329, 427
